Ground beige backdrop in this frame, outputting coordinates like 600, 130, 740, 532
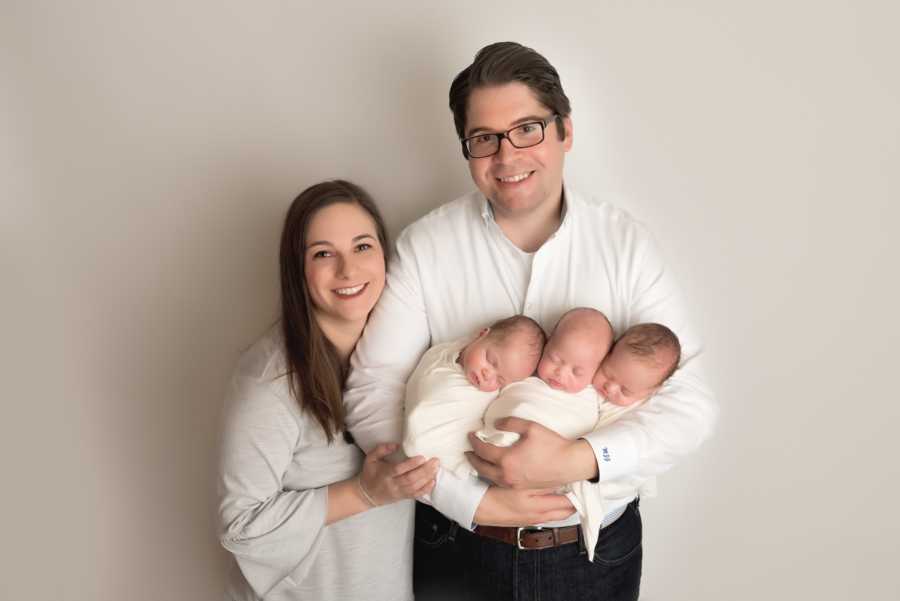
3, 1, 898, 600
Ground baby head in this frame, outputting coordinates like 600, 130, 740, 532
458, 315, 546, 392
592, 323, 681, 406
537, 308, 614, 393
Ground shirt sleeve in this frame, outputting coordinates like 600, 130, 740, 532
583, 221, 718, 484
217, 370, 328, 598
344, 229, 488, 529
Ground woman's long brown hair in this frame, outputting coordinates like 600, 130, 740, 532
279, 180, 389, 442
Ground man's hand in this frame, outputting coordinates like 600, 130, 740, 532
473, 486, 576, 527
467, 417, 599, 489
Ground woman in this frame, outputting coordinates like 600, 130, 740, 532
218, 180, 437, 601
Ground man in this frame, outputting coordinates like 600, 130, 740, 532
345, 41, 716, 600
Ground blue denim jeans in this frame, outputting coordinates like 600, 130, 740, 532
413, 499, 642, 601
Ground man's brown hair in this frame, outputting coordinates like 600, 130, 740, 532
449, 42, 572, 150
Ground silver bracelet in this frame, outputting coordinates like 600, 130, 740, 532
357, 476, 378, 507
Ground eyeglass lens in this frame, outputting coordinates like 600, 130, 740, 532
467, 121, 546, 158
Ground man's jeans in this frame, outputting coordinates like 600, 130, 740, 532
413, 499, 642, 601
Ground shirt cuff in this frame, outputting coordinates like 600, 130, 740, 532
428, 467, 488, 530
582, 423, 640, 483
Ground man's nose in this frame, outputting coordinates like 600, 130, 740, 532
494, 136, 518, 161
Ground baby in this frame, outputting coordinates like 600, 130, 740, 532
479, 309, 681, 444
476, 307, 614, 446
593, 322, 682, 407
402, 315, 546, 477
476, 308, 679, 559
402, 308, 680, 560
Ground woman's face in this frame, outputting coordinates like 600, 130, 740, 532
303, 201, 386, 330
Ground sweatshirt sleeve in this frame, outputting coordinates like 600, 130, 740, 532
217, 365, 328, 598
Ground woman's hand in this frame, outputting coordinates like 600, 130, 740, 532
359, 443, 439, 506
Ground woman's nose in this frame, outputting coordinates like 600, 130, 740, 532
337, 255, 357, 278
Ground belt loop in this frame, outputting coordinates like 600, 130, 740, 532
448, 522, 458, 543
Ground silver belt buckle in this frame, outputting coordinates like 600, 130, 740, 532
516, 526, 544, 550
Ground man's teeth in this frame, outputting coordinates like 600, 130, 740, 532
497, 172, 531, 183
335, 284, 365, 296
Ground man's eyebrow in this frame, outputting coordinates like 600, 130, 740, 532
465, 115, 549, 137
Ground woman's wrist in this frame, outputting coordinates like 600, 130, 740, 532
357, 475, 379, 507
325, 476, 375, 525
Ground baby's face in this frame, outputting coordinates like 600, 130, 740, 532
592, 346, 666, 406
537, 330, 607, 393
460, 329, 539, 392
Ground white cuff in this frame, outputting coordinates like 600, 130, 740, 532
583, 423, 640, 483
428, 467, 488, 531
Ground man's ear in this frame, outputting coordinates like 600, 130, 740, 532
562, 116, 574, 151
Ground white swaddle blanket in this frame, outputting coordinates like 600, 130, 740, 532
403, 339, 498, 478
403, 338, 643, 561
476, 378, 637, 560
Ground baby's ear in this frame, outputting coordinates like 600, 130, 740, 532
478, 327, 491, 338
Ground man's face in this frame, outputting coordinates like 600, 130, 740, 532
464, 82, 572, 221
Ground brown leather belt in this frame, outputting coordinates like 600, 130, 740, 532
473, 525, 580, 550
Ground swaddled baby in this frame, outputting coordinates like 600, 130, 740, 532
403, 315, 546, 477
475, 308, 681, 558
403, 309, 680, 559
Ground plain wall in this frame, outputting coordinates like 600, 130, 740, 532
2, 1, 898, 599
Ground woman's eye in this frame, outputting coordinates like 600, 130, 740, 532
356, 242, 372, 252
312, 250, 331, 259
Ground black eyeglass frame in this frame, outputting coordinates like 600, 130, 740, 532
459, 113, 562, 159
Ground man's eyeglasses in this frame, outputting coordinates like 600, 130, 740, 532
460, 114, 560, 159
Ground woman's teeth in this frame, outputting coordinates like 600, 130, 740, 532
335, 284, 365, 296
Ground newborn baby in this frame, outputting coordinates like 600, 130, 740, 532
478, 310, 681, 444
402, 308, 680, 560
402, 315, 545, 477
477, 307, 614, 447
475, 309, 681, 560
